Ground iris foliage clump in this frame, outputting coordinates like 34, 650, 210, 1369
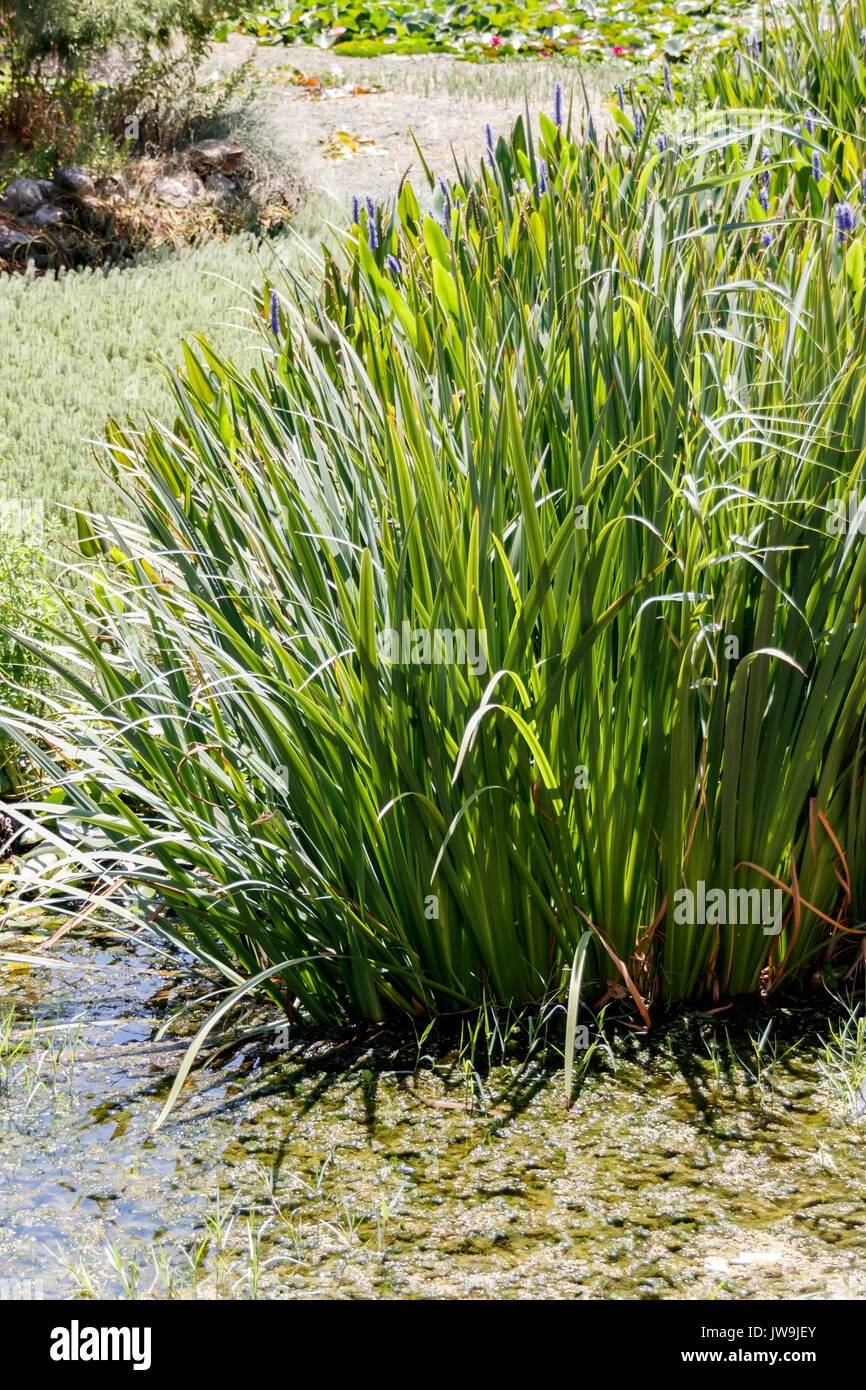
5, 0, 866, 1043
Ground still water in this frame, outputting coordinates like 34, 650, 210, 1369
1, 928, 864, 1299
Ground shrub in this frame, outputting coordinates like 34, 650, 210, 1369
0, 0, 241, 170
5, 14, 866, 1052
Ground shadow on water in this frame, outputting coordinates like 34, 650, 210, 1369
0, 927, 864, 1299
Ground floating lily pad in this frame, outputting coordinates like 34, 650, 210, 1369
241, 0, 761, 63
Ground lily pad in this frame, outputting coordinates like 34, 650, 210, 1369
241, 0, 760, 63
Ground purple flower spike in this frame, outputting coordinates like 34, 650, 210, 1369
812, 149, 822, 182
663, 66, 673, 101
385, 254, 401, 274
485, 122, 495, 168
762, 228, 772, 248
439, 180, 451, 235
365, 195, 379, 250
835, 201, 855, 244
616, 85, 625, 110
804, 110, 816, 135
554, 81, 563, 129
269, 289, 280, 337
759, 187, 769, 212
351, 194, 360, 225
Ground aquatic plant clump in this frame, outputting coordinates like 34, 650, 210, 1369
5, 32, 866, 1035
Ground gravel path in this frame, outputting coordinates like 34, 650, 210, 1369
207, 35, 614, 217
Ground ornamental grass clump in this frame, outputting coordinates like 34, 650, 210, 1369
3, 60, 866, 1052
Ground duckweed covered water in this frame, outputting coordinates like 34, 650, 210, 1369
1, 932, 864, 1299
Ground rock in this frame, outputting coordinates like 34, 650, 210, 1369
0, 224, 35, 254
204, 171, 239, 201
31, 204, 65, 228
36, 179, 55, 200
94, 172, 127, 198
53, 165, 94, 196
179, 170, 205, 197
1, 177, 45, 215
151, 176, 193, 208
185, 138, 244, 175
151, 172, 204, 207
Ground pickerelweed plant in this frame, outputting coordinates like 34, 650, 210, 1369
4, 62, 866, 1075
683, 0, 866, 181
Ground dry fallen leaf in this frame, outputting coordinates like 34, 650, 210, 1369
321, 129, 377, 160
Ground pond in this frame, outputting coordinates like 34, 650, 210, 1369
1, 929, 864, 1299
